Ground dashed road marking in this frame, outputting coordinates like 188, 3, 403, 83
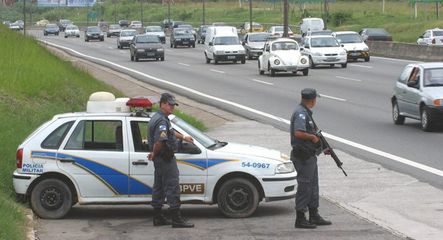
335, 76, 363, 82
251, 79, 274, 85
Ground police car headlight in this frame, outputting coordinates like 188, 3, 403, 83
280, 153, 290, 160
275, 162, 295, 174
300, 58, 307, 64
274, 59, 280, 65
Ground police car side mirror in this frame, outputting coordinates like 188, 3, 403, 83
177, 140, 201, 154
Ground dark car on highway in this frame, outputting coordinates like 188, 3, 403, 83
43, 23, 60, 36
170, 28, 195, 48
196, 25, 209, 44
130, 34, 165, 62
359, 28, 392, 42
85, 26, 104, 42
118, 19, 129, 28
58, 19, 72, 32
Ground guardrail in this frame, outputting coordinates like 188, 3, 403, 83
366, 41, 443, 62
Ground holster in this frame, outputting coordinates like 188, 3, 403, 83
161, 143, 175, 162
292, 145, 316, 161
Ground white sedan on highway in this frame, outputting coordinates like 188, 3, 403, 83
302, 35, 347, 68
258, 38, 310, 76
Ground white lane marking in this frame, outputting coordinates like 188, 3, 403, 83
210, 69, 225, 74
251, 79, 274, 85
108, 47, 113, 49
43, 40, 443, 178
178, 63, 190, 67
319, 94, 347, 102
335, 76, 362, 82
349, 64, 373, 69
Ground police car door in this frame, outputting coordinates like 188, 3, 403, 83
171, 120, 208, 200
57, 117, 130, 198
127, 119, 155, 198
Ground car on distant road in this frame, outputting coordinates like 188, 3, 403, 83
12, 92, 297, 219
196, 25, 209, 44
64, 24, 80, 38
177, 24, 197, 39
129, 21, 142, 29
417, 28, 443, 46
58, 19, 72, 32
258, 38, 309, 76
107, 24, 122, 37
391, 62, 443, 131
170, 28, 195, 48
35, 19, 49, 27
240, 22, 264, 35
302, 35, 347, 68
117, 29, 137, 49
43, 23, 60, 36
130, 35, 165, 62
267, 26, 294, 38
118, 19, 129, 28
13, 20, 24, 30
144, 26, 165, 43
333, 31, 370, 62
242, 32, 271, 59
160, 19, 173, 29
84, 26, 104, 42
171, 21, 184, 29
359, 28, 392, 42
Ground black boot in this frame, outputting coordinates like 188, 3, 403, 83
171, 209, 194, 228
295, 211, 316, 229
153, 208, 172, 226
309, 208, 332, 226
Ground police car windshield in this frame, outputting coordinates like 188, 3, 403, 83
171, 116, 218, 148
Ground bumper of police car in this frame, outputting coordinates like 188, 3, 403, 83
13, 170, 40, 195
261, 172, 297, 201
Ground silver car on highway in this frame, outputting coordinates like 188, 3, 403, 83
391, 62, 443, 131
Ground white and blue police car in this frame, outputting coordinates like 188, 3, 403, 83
13, 92, 297, 219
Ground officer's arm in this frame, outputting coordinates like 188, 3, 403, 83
149, 140, 165, 160
295, 130, 319, 143
175, 131, 193, 143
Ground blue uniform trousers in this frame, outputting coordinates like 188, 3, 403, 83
151, 156, 181, 210
291, 151, 319, 212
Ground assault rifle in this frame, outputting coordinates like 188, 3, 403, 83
316, 130, 348, 177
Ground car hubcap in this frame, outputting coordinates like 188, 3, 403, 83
227, 186, 250, 211
422, 111, 428, 127
393, 104, 399, 120
40, 187, 63, 210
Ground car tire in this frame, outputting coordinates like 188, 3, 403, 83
302, 68, 309, 76
365, 56, 370, 62
258, 62, 264, 75
214, 56, 218, 64
268, 62, 275, 76
309, 57, 316, 69
330, 64, 334, 68
241, 58, 246, 64
421, 106, 434, 132
174, 44, 177, 48
161, 56, 165, 61
205, 54, 211, 64
217, 178, 259, 218
135, 56, 139, 62
64, 35, 67, 38
392, 100, 405, 125
30, 179, 73, 219
100, 37, 104, 41
192, 44, 195, 48
341, 63, 347, 68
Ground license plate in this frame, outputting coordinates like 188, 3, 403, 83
351, 52, 360, 56
183, 42, 189, 45
146, 52, 155, 56
325, 58, 336, 62
227, 56, 236, 59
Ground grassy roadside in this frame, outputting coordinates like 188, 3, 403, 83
0, 25, 205, 240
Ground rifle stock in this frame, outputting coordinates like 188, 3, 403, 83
316, 130, 348, 177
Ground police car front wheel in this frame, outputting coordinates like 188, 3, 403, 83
217, 178, 259, 218
30, 179, 73, 219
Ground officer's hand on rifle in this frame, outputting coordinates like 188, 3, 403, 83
323, 149, 331, 155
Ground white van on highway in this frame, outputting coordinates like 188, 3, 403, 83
300, 18, 324, 36
204, 26, 246, 64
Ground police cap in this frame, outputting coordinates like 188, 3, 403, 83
301, 88, 319, 100
160, 92, 179, 106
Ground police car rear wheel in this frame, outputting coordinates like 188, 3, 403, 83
30, 179, 72, 219
217, 178, 259, 218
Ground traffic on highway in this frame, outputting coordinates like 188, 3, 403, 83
31, 27, 443, 191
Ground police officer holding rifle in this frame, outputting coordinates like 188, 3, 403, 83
290, 88, 332, 229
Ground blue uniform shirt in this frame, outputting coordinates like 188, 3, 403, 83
148, 110, 177, 151
290, 104, 316, 149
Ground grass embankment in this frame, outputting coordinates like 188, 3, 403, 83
0, 25, 205, 240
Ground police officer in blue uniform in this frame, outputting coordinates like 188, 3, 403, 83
290, 88, 331, 229
148, 93, 194, 228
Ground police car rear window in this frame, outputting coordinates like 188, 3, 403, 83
41, 121, 74, 149
65, 120, 123, 151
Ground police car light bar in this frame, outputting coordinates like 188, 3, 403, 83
126, 97, 153, 109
